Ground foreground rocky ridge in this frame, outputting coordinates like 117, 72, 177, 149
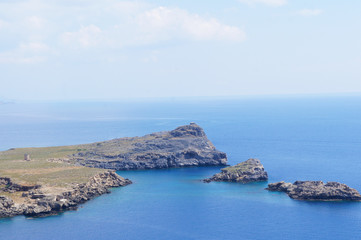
266, 181, 361, 201
57, 123, 227, 170
0, 171, 131, 218
204, 158, 268, 183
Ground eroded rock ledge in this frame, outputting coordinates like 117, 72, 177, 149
0, 171, 131, 218
266, 181, 361, 201
204, 158, 268, 183
57, 123, 227, 170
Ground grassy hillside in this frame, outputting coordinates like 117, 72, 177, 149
0, 145, 105, 188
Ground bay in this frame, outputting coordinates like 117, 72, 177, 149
1, 96, 361, 240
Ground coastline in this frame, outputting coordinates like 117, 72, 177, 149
0, 123, 225, 218
0, 171, 131, 218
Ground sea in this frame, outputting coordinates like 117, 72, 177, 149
1, 95, 361, 240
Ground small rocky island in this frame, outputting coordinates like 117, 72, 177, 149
266, 181, 361, 201
204, 158, 268, 183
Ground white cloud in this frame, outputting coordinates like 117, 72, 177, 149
110, 1, 149, 15
0, 0, 246, 63
61, 25, 103, 48
19, 42, 50, 52
60, 6, 245, 49
0, 19, 7, 29
296, 9, 323, 16
0, 41, 50, 64
239, 0, 287, 7
138, 7, 245, 42
26, 16, 46, 29
0, 51, 47, 64
142, 50, 159, 63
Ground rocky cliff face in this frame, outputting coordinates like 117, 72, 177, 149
266, 181, 361, 201
0, 171, 131, 218
204, 158, 268, 183
65, 123, 227, 170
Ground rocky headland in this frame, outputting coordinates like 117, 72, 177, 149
0, 123, 225, 218
0, 171, 131, 218
56, 123, 227, 170
204, 158, 268, 183
266, 181, 361, 201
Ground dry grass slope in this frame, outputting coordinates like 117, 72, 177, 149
0, 145, 106, 188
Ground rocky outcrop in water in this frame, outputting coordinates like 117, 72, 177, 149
204, 158, 268, 183
0, 171, 131, 218
266, 181, 361, 201
62, 123, 227, 170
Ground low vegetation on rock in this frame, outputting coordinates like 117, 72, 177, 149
204, 158, 268, 183
54, 123, 228, 170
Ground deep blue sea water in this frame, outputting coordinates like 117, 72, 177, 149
1, 96, 361, 240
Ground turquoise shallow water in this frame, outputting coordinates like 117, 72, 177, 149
1, 96, 361, 239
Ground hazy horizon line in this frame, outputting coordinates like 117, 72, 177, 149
2, 92, 361, 104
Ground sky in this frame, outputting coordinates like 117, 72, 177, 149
0, 0, 360, 101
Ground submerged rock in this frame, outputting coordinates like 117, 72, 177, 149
204, 158, 268, 183
266, 181, 361, 201
63, 123, 227, 170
